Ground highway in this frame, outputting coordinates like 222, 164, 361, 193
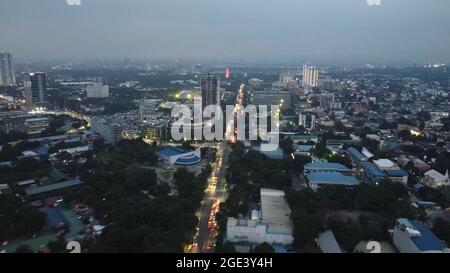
188, 84, 245, 253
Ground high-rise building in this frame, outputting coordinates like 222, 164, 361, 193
302, 64, 319, 87
299, 112, 316, 131
0, 52, 16, 86
24, 72, 48, 110
278, 72, 296, 88
225, 65, 230, 79
201, 75, 219, 112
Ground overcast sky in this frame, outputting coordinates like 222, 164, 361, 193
0, 0, 449, 64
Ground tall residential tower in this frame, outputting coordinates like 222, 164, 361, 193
24, 72, 48, 110
201, 75, 219, 112
302, 64, 319, 88
0, 52, 16, 86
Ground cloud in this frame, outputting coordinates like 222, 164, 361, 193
66, 0, 81, 6
366, 0, 382, 6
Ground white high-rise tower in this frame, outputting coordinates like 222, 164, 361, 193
302, 64, 319, 88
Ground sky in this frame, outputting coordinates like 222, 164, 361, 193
0, 0, 449, 64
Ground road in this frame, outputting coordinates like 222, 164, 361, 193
188, 84, 245, 253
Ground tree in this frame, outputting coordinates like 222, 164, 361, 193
432, 218, 450, 246
253, 242, 275, 253
15, 245, 33, 253
0, 194, 45, 242
280, 137, 294, 156
216, 241, 236, 253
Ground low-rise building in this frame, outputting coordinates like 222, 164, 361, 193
306, 172, 359, 191
226, 189, 294, 248
392, 218, 449, 253
304, 162, 350, 173
361, 162, 387, 184
156, 147, 201, 166
423, 169, 449, 188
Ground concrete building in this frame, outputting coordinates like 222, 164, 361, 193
86, 82, 109, 98
299, 112, 316, 130
0, 52, 16, 86
392, 218, 449, 253
306, 172, 359, 191
423, 169, 449, 188
141, 120, 169, 141
24, 117, 50, 135
0, 111, 49, 135
277, 72, 296, 88
24, 72, 48, 110
90, 116, 124, 145
201, 75, 219, 112
226, 188, 294, 248
302, 64, 319, 87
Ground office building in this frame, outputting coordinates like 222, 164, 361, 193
201, 75, 219, 112
299, 112, 316, 130
0, 52, 16, 86
278, 72, 296, 88
24, 72, 48, 110
302, 64, 319, 87
86, 82, 109, 98
0, 111, 49, 135
90, 116, 124, 145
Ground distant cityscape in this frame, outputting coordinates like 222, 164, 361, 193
1, 49, 450, 254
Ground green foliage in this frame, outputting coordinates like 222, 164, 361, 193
286, 188, 328, 247
311, 142, 332, 160
432, 218, 450, 246
253, 242, 275, 253
216, 241, 236, 253
0, 194, 46, 242
15, 245, 33, 253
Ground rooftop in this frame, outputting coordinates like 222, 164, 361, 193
305, 162, 350, 172
260, 188, 293, 235
307, 172, 359, 186
373, 159, 396, 168
397, 218, 447, 252
25, 179, 82, 196
347, 147, 368, 162
362, 162, 387, 178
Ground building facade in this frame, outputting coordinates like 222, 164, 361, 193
201, 76, 219, 112
302, 64, 319, 87
24, 72, 48, 110
0, 52, 16, 86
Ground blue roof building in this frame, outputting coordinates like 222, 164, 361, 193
307, 172, 359, 191
40, 207, 69, 231
347, 147, 368, 163
361, 162, 386, 184
157, 147, 201, 165
305, 162, 350, 173
393, 218, 448, 253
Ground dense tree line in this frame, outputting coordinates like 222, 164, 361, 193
0, 194, 46, 242
286, 179, 425, 252
63, 139, 210, 252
